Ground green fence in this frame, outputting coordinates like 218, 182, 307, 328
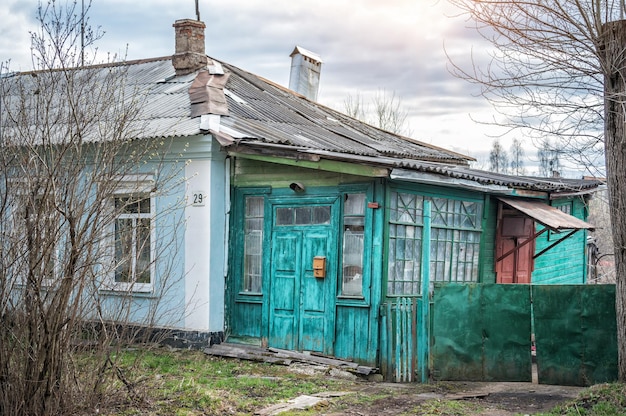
431, 283, 532, 381
380, 298, 417, 382
380, 296, 430, 382
533, 285, 618, 386
431, 283, 617, 386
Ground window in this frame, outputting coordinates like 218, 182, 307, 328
430, 198, 482, 283
243, 196, 264, 293
388, 192, 424, 296
8, 182, 62, 284
114, 194, 152, 288
341, 193, 366, 297
387, 191, 482, 296
548, 201, 573, 240
556, 202, 572, 215
275, 206, 331, 226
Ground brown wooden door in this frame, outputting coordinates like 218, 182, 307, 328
496, 211, 535, 284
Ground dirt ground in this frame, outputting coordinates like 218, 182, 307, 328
252, 360, 584, 416
324, 381, 583, 416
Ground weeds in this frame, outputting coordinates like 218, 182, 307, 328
96, 347, 353, 415
83, 347, 626, 416
537, 383, 626, 416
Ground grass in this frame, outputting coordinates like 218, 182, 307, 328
406, 399, 486, 416
90, 347, 626, 416
98, 347, 356, 415
536, 383, 626, 416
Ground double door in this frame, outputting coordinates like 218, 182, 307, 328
268, 203, 336, 354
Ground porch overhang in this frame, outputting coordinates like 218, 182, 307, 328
498, 197, 594, 232
496, 197, 595, 264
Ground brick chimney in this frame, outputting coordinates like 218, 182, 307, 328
172, 19, 208, 76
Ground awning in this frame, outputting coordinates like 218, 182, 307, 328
498, 197, 594, 232
496, 197, 595, 264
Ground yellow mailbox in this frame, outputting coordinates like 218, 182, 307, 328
313, 256, 326, 278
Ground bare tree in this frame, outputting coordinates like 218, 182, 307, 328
343, 91, 367, 122
448, 0, 626, 380
0, 2, 185, 414
537, 139, 561, 177
489, 138, 509, 173
343, 89, 412, 136
509, 138, 526, 175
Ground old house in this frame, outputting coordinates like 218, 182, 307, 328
2, 18, 602, 380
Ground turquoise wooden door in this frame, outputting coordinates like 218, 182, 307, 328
268, 218, 335, 353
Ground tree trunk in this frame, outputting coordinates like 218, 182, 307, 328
600, 20, 626, 382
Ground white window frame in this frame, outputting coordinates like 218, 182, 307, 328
107, 175, 155, 293
8, 178, 62, 287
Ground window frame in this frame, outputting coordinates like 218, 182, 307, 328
7, 178, 64, 287
234, 187, 270, 302
548, 200, 574, 241
242, 195, 266, 294
107, 175, 156, 293
385, 186, 484, 298
337, 184, 374, 306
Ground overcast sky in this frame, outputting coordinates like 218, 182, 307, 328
1, 0, 519, 166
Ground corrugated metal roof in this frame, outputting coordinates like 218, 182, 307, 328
498, 197, 594, 231
0, 55, 601, 195
390, 161, 601, 192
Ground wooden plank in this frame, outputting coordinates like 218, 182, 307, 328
204, 348, 292, 365
268, 348, 359, 369
386, 301, 394, 380
204, 344, 293, 365
204, 343, 377, 375
411, 299, 418, 381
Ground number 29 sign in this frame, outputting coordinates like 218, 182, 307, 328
191, 191, 206, 207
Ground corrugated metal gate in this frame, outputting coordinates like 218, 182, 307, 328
431, 283, 617, 386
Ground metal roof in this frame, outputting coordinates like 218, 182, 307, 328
0, 55, 602, 195
498, 197, 594, 231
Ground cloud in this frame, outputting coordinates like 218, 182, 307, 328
0, 0, 502, 159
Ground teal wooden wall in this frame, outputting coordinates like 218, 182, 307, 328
479, 196, 498, 283
228, 156, 591, 370
334, 306, 374, 362
228, 157, 383, 365
532, 197, 589, 284
478, 196, 589, 285
233, 157, 381, 187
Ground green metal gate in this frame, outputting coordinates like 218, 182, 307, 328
533, 285, 617, 386
431, 283, 532, 381
431, 283, 617, 386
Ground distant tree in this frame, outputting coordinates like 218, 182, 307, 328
537, 140, 561, 177
509, 138, 526, 175
343, 89, 412, 136
343, 92, 366, 122
489, 139, 509, 173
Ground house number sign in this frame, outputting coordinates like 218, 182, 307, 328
192, 191, 206, 207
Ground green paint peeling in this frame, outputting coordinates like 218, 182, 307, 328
231, 152, 389, 179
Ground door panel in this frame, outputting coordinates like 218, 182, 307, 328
496, 213, 535, 284
300, 230, 330, 352
268, 233, 300, 350
268, 225, 334, 354
497, 238, 516, 283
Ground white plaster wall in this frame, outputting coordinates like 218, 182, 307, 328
184, 158, 211, 331
183, 151, 226, 332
